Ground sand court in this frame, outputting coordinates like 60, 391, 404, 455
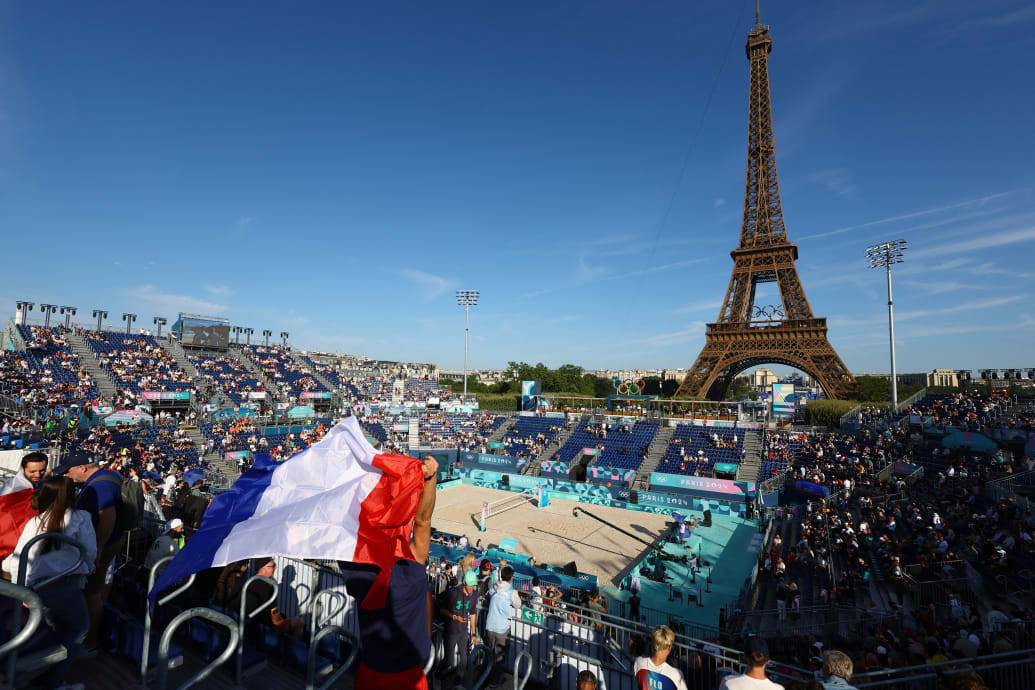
432, 484, 673, 584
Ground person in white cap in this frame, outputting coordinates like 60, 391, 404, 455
144, 518, 186, 571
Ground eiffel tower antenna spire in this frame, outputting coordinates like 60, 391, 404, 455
676, 8, 856, 401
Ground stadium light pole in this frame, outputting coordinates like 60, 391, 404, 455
15, 301, 34, 326
60, 306, 77, 329
153, 316, 167, 338
92, 309, 108, 332
280, 332, 289, 347
456, 290, 479, 400
263, 329, 272, 347
866, 239, 907, 413
244, 327, 253, 345
40, 304, 57, 329
122, 313, 137, 334
232, 326, 241, 345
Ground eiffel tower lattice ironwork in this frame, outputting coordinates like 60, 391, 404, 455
676, 6, 856, 401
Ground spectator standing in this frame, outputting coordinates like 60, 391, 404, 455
577, 670, 598, 689
57, 451, 126, 651
123, 466, 146, 527
821, 650, 859, 690
2, 476, 97, 690
338, 457, 438, 690
485, 565, 521, 687
633, 625, 689, 690
0, 451, 49, 496
718, 637, 783, 689
439, 570, 479, 687
144, 518, 185, 570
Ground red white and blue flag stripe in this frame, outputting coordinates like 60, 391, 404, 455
149, 416, 425, 609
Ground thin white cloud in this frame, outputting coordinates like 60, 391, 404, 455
578, 255, 607, 278
522, 258, 706, 298
973, 5, 1035, 27
236, 215, 255, 228
909, 227, 1035, 258
798, 191, 1018, 241
832, 295, 1024, 329
128, 285, 229, 315
895, 295, 1024, 322
902, 280, 974, 296
968, 262, 1035, 279
713, 198, 726, 209
398, 269, 455, 300
609, 258, 707, 281
809, 168, 856, 198
676, 298, 724, 313
630, 322, 706, 347
206, 285, 235, 298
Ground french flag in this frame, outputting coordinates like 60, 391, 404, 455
149, 416, 425, 609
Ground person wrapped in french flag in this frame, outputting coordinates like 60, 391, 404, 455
150, 416, 438, 689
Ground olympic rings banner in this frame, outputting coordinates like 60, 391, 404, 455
612, 377, 646, 396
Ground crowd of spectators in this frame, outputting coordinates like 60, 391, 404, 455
1, 326, 98, 408
83, 330, 195, 395
236, 344, 326, 396
188, 352, 267, 403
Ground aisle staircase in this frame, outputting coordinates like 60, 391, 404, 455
487, 415, 517, 444
737, 429, 763, 482
536, 416, 582, 462
64, 330, 118, 403
408, 417, 419, 451
156, 339, 227, 406
289, 351, 338, 393
189, 425, 241, 480
231, 347, 285, 401
634, 425, 674, 489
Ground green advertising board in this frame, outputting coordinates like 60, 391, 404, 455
714, 462, 739, 474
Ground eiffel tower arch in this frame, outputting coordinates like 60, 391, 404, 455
676, 5, 856, 401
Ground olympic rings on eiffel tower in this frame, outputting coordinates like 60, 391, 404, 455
612, 377, 646, 395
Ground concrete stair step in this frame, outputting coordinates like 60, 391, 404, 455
64, 329, 118, 403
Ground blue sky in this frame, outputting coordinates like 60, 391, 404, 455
2, 1, 1034, 373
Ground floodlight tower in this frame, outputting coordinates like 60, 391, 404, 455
153, 316, 167, 338
456, 290, 480, 400
244, 327, 253, 346
263, 329, 272, 347
122, 313, 137, 334
866, 239, 907, 413
280, 332, 289, 347
60, 306, 77, 329
232, 326, 242, 345
92, 309, 108, 332
15, 301, 34, 326
40, 304, 58, 329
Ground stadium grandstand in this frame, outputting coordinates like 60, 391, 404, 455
3, 304, 1035, 690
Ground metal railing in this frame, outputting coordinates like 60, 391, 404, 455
6, 532, 89, 683
155, 608, 239, 690
0, 581, 45, 671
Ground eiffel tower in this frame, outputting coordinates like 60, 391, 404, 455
676, 4, 856, 400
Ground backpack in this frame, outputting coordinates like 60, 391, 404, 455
85, 472, 139, 534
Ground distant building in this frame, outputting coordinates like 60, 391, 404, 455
749, 368, 779, 389
859, 369, 959, 388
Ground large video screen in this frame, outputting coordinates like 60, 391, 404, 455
179, 316, 230, 349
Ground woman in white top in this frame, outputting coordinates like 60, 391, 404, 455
2, 476, 97, 690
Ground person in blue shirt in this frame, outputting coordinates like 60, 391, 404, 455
484, 566, 522, 687
56, 451, 126, 651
